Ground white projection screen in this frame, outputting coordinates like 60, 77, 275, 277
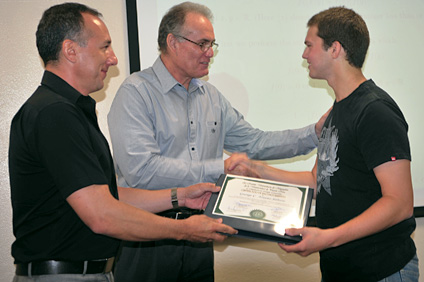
128, 0, 424, 213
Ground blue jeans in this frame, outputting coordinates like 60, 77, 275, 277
377, 254, 419, 282
12, 272, 114, 282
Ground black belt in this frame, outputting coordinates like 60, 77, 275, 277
157, 208, 204, 220
15, 257, 114, 276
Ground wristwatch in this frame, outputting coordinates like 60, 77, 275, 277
171, 188, 179, 209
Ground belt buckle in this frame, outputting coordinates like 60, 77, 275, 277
103, 257, 114, 273
90, 257, 114, 273
175, 212, 183, 220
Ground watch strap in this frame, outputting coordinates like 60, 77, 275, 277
171, 188, 179, 209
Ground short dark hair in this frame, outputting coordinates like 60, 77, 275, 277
36, 2, 101, 66
157, 1, 213, 54
307, 7, 369, 68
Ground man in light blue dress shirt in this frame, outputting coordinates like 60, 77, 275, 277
108, 2, 325, 282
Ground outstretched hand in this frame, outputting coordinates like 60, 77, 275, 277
224, 153, 261, 178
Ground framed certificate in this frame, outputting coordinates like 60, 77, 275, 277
205, 174, 314, 244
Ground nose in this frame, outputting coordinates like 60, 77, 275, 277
205, 46, 214, 58
107, 49, 118, 66
302, 48, 308, 59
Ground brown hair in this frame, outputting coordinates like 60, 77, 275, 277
308, 7, 369, 68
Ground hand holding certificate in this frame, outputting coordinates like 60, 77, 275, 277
205, 174, 313, 244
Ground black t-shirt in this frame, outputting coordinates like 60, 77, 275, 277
9, 71, 120, 263
316, 80, 416, 282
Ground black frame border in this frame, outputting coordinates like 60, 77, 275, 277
126, 0, 140, 73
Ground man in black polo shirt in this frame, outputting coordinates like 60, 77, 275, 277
8, 3, 236, 282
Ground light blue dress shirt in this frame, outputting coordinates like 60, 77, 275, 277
108, 57, 318, 190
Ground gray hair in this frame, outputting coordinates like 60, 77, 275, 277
157, 1, 213, 53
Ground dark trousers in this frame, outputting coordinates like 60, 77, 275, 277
113, 240, 214, 282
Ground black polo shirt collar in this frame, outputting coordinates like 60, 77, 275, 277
41, 71, 99, 130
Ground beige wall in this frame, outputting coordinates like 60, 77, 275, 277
0, 1, 422, 281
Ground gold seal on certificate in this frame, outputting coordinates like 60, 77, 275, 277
205, 174, 314, 244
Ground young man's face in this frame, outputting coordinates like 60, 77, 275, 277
302, 25, 333, 80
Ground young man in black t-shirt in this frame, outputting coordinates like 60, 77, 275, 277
226, 7, 418, 282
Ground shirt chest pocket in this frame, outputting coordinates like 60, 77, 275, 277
206, 120, 221, 149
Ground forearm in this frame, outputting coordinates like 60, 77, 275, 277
281, 194, 413, 256
119, 183, 219, 213
259, 163, 316, 188
281, 160, 414, 257
251, 159, 317, 190
328, 195, 413, 248
118, 186, 174, 213
227, 124, 318, 160
68, 185, 187, 241
115, 152, 222, 189
329, 160, 414, 248
69, 185, 235, 242
99, 198, 187, 241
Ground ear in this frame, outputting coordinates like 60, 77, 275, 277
166, 33, 178, 55
62, 39, 78, 63
330, 41, 343, 59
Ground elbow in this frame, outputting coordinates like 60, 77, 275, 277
125, 175, 144, 189
89, 221, 107, 235
394, 199, 414, 224
402, 195, 415, 220
404, 205, 414, 220
84, 214, 114, 236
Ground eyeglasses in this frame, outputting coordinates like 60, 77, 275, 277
174, 35, 218, 52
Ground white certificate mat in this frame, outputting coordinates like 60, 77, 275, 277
205, 174, 314, 244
